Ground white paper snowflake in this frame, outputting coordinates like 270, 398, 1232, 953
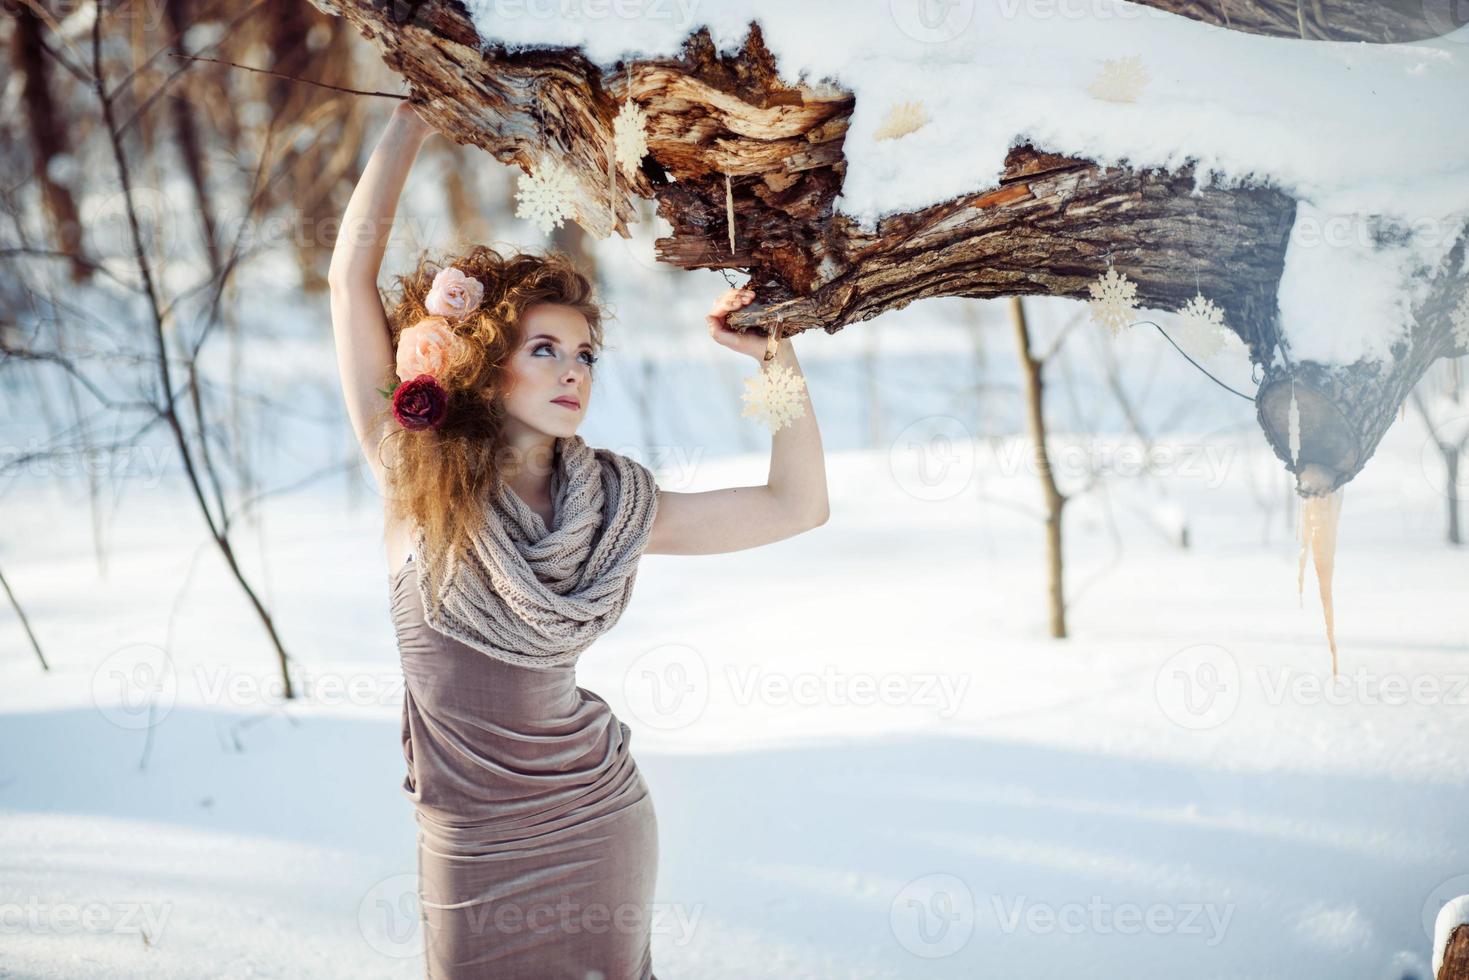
1087, 267, 1140, 336
1287, 387, 1302, 467
1452, 290, 1469, 349
612, 99, 649, 179
1172, 292, 1229, 362
873, 100, 929, 141
515, 156, 579, 235
1088, 56, 1150, 103
741, 361, 808, 433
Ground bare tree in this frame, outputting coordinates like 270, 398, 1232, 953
0, 0, 386, 693
1411, 362, 1468, 545
1009, 297, 1070, 638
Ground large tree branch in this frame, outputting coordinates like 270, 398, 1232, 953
313, 0, 1468, 493
1130, 0, 1468, 43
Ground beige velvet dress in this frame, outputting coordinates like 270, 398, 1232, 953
389, 552, 660, 979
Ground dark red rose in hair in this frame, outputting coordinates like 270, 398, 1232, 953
391, 374, 448, 431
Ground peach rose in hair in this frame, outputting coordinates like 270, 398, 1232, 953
424, 266, 485, 321
395, 315, 459, 383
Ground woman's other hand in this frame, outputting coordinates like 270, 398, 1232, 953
392, 99, 434, 138
706, 287, 769, 360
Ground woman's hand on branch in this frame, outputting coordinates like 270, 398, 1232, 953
392, 99, 434, 140
707, 286, 769, 361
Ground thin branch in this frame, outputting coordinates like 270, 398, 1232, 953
0, 564, 48, 671
91, 0, 296, 698
0, 412, 169, 482
103, 0, 254, 101
12, 0, 91, 82
221, 457, 362, 530
170, 53, 410, 100
0, 342, 146, 410
112, 0, 273, 138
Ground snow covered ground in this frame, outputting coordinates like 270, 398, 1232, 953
2, 309, 1466, 977
7, 2, 1467, 974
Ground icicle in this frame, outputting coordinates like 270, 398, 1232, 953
1287, 384, 1301, 467
1297, 480, 1345, 678
725, 172, 736, 254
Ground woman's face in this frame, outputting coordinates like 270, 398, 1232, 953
500, 302, 596, 440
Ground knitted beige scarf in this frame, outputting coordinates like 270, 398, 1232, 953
413, 435, 661, 669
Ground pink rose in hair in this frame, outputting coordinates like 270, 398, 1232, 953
424, 266, 485, 321
392, 375, 449, 430
395, 315, 458, 383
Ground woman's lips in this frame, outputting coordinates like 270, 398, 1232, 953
551, 397, 580, 410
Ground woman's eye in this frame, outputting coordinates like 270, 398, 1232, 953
531, 343, 594, 366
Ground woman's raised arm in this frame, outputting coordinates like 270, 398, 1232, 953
327, 101, 434, 485
644, 288, 830, 556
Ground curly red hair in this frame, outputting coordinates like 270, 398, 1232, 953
374, 244, 603, 572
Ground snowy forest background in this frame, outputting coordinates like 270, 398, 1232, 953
1, 1, 1468, 978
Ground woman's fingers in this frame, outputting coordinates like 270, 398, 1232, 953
707, 289, 760, 356
710, 287, 756, 317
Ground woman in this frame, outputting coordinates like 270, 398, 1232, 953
327, 100, 829, 978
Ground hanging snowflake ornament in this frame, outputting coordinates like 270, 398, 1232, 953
1451, 289, 1469, 349
612, 98, 649, 179
1088, 55, 1150, 103
1172, 292, 1229, 362
515, 156, 579, 235
741, 361, 808, 433
873, 100, 929, 141
1087, 267, 1140, 336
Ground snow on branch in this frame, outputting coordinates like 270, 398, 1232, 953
313, 0, 1469, 491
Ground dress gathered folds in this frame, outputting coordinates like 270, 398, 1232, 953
389, 552, 660, 979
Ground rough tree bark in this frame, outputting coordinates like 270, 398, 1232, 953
311, 0, 1469, 493
1445, 923, 1469, 980
1257, 227, 1469, 494
1129, 0, 1468, 42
